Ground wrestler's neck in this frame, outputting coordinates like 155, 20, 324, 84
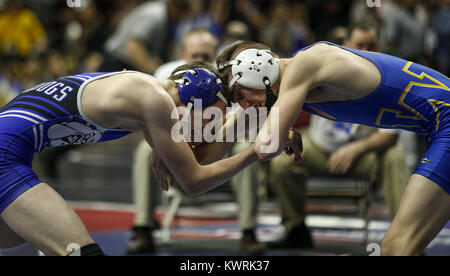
161, 79, 183, 107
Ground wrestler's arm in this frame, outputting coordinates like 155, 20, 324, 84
147, 100, 258, 195
255, 43, 380, 160
254, 46, 319, 160
143, 106, 246, 192
112, 74, 258, 195
191, 105, 248, 164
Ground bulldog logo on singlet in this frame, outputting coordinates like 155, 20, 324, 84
47, 121, 103, 146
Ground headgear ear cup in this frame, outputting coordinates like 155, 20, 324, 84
228, 49, 280, 90
175, 68, 227, 109
174, 68, 227, 136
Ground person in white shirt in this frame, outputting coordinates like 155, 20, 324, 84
127, 29, 219, 254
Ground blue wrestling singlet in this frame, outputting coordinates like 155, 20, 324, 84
297, 42, 450, 193
0, 72, 132, 212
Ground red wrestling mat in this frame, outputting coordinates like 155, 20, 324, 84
73, 204, 238, 233
74, 208, 135, 233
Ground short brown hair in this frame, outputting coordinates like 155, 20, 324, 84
216, 40, 275, 76
169, 61, 232, 106
348, 22, 379, 39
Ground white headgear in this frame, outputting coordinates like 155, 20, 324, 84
227, 49, 280, 90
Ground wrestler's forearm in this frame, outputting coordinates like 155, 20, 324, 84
194, 142, 234, 165
255, 88, 308, 160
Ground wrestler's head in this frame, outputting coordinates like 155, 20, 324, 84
168, 62, 231, 145
217, 41, 280, 109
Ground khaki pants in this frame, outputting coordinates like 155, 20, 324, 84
230, 142, 263, 231
132, 140, 159, 228
132, 140, 262, 230
270, 128, 409, 228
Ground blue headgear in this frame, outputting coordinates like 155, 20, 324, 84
174, 68, 228, 111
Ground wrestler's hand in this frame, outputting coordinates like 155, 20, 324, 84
256, 128, 303, 161
149, 150, 174, 192
283, 128, 304, 162
327, 142, 364, 175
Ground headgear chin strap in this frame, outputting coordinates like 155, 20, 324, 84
226, 49, 280, 110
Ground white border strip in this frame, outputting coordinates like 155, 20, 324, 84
0, 114, 39, 124
0, 110, 47, 122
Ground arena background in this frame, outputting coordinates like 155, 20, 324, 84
0, 0, 449, 257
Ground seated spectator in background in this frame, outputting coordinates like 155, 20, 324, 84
428, 0, 450, 75
267, 23, 410, 249
154, 29, 219, 80
219, 20, 251, 54
351, 0, 428, 61
127, 29, 220, 254
382, 0, 429, 61
0, 59, 23, 108
327, 26, 349, 46
171, 0, 225, 60
21, 58, 42, 89
0, 0, 47, 58
260, 1, 309, 58
101, 0, 189, 74
45, 51, 68, 80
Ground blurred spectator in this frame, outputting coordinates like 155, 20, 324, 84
127, 29, 219, 255
172, 0, 224, 59
260, 1, 310, 57
82, 52, 104, 73
65, 0, 109, 55
227, 0, 265, 41
21, 58, 42, 89
45, 51, 68, 80
349, 0, 383, 26
344, 22, 379, 52
428, 0, 450, 75
230, 142, 265, 255
155, 29, 219, 79
0, 0, 47, 58
307, 0, 352, 41
0, 58, 23, 107
328, 26, 349, 45
218, 20, 250, 54
382, 0, 428, 60
101, 0, 189, 74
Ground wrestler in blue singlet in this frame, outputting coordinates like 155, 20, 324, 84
297, 42, 450, 193
0, 72, 131, 212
